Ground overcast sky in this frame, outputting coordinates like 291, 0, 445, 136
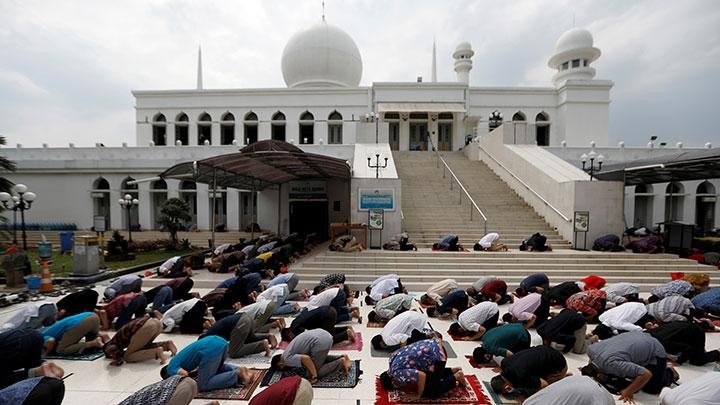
1, 0, 718, 148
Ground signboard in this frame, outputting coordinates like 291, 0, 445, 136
93, 215, 107, 232
289, 181, 327, 199
574, 211, 589, 232
359, 189, 395, 211
368, 209, 384, 230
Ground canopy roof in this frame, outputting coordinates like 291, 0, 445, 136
159, 140, 351, 190
595, 148, 720, 185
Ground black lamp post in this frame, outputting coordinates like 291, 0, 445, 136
118, 194, 139, 242
0, 184, 37, 250
367, 154, 388, 179
581, 150, 604, 181
489, 110, 503, 130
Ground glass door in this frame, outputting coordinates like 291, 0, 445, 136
438, 122, 452, 151
409, 122, 428, 151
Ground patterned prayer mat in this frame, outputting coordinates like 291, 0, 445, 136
277, 332, 363, 351
371, 340, 457, 359
227, 349, 276, 365
261, 359, 362, 388
45, 349, 104, 361
375, 374, 490, 404
480, 381, 521, 404
464, 355, 499, 370
195, 368, 266, 400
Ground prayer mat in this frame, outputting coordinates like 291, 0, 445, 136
195, 368, 266, 400
374, 374, 490, 404
277, 332, 363, 351
464, 355, 498, 369
448, 332, 477, 342
261, 359, 361, 388
371, 341, 457, 359
367, 320, 386, 328
45, 349, 104, 361
227, 349, 276, 365
481, 381, 521, 404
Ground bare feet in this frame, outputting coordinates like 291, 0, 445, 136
156, 347, 167, 365
34, 362, 65, 378
99, 333, 111, 344
268, 334, 278, 349
166, 341, 178, 356
264, 340, 272, 357
152, 310, 163, 319
293, 303, 301, 313
86, 336, 104, 349
341, 355, 352, 376
346, 327, 356, 343
454, 370, 467, 387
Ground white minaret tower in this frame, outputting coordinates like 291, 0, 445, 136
452, 42, 473, 84
431, 39, 437, 82
196, 46, 204, 90
547, 28, 601, 87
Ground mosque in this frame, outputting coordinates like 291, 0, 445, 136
3, 18, 718, 243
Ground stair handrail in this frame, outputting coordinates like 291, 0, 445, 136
477, 143, 572, 222
427, 134, 488, 235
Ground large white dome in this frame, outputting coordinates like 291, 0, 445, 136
281, 22, 363, 88
555, 27, 594, 53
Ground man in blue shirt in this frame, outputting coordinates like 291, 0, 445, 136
161, 335, 251, 392
42, 312, 108, 355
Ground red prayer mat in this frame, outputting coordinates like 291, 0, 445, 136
277, 332, 363, 351
195, 368, 266, 400
375, 374, 490, 405
464, 355, 499, 370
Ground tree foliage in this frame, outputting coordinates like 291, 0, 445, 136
158, 197, 191, 245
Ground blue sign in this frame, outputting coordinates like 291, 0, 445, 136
359, 189, 394, 210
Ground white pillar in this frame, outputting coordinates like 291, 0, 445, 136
166, 122, 175, 145
196, 183, 210, 230
653, 185, 667, 224
167, 179, 180, 199
137, 182, 152, 230
258, 122, 271, 141
429, 114, 439, 149
211, 122, 220, 145
226, 188, 240, 231
399, 118, 410, 151
109, 190, 122, 230
189, 121, 199, 145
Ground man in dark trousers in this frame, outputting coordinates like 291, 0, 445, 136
280, 305, 355, 345
490, 345, 568, 398
537, 308, 590, 354
647, 320, 720, 366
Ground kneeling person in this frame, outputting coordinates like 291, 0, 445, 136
271, 329, 351, 384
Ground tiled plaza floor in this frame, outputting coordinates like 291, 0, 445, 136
1, 267, 718, 404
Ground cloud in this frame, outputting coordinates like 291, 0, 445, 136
0, 0, 718, 147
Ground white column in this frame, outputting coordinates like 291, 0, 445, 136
109, 190, 122, 230
166, 123, 175, 145
429, 114, 439, 149
167, 179, 180, 199
226, 188, 240, 231
399, 118, 410, 151
287, 122, 299, 144
196, 183, 210, 230
315, 121, 328, 144
189, 121, 199, 145
235, 122, 243, 145
137, 182, 152, 230
652, 185, 667, 224
258, 122, 271, 141
211, 122, 220, 145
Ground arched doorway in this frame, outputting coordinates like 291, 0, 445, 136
220, 112, 235, 145
299, 111, 314, 144
437, 112, 453, 151
328, 111, 343, 144
665, 182, 684, 222
120, 177, 140, 230
150, 179, 168, 229
696, 181, 716, 232
243, 112, 258, 145
175, 113, 189, 145
271, 111, 286, 141
535, 112, 550, 146
198, 112, 212, 145
91, 177, 110, 231
179, 181, 197, 227
633, 184, 654, 228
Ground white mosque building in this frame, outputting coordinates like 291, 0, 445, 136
3, 20, 717, 242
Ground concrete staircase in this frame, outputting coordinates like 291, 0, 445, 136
395, 151, 570, 249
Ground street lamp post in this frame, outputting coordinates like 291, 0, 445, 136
580, 150, 604, 181
367, 154, 388, 179
118, 194, 139, 242
0, 184, 37, 250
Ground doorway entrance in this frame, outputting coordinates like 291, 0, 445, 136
290, 201, 328, 239
438, 122, 452, 151
409, 122, 428, 151
389, 122, 399, 151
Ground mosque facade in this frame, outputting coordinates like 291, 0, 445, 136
3, 21, 717, 238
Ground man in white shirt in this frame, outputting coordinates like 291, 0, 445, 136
473, 233, 507, 251
420, 279, 459, 306
659, 371, 720, 404
256, 284, 300, 315
365, 277, 404, 305
594, 302, 655, 339
236, 299, 283, 333
448, 302, 499, 340
371, 311, 434, 351
161, 298, 212, 333
307, 287, 360, 323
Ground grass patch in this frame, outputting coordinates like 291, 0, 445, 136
16, 248, 202, 276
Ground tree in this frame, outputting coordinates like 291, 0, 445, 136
158, 197, 191, 246
0, 136, 16, 195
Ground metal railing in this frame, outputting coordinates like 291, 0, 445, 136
477, 144, 572, 222
428, 135, 488, 234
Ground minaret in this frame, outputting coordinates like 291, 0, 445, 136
452, 42, 473, 84
196, 46, 203, 90
431, 39, 437, 82
547, 28, 601, 87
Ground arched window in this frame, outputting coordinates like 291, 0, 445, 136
635, 184, 653, 194
328, 111, 343, 144
535, 112, 550, 146
697, 181, 716, 195
299, 111, 314, 144
151, 179, 167, 190
198, 112, 212, 145
220, 112, 235, 145
175, 113, 189, 145
271, 111, 286, 141
665, 182, 684, 222
152, 113, 167, 146
93, 177, 110, 190
243, 111, 258, 145
512, 111, 526, 121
